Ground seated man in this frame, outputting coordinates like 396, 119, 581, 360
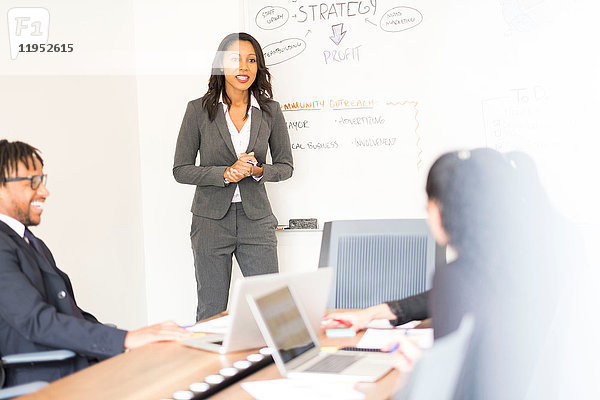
0, 140, 191, 386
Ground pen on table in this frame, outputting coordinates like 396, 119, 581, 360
388, 343, 399, 353
180, 324, 195, 329
387, 329, 412, 352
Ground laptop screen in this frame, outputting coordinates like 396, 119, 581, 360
254, 286, 316, 363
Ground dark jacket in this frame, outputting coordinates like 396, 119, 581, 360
430, 257, 547, 400
0, 221, 127, 386
386, 290, 430, 326
173, 97, 293, 220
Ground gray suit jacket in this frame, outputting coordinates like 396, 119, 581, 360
0, 221, 127, 386
173, 97, 293, 220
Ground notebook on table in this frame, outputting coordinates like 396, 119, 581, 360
248, 285, 393, 382
181, 268, 332, 354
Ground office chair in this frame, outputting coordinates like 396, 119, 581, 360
0, 350, 75, 400
393, 314, 475, 400
318, 219, 445, 309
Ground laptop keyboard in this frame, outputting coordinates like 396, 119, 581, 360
305, 354, 360, 373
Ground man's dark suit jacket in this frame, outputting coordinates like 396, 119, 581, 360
173, 97, 293, 220
0, 221, 127, 386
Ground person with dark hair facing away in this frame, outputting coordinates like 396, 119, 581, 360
424, 148, 555, 399
326, 148, 559, 399
0, 140, 191, 387
173, 32, 293, 321
324, 150, 567, 332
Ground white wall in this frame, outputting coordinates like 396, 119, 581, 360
132, 0, 245, 325
0, 0, 146, 329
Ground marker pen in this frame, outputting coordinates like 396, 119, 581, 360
246, 160, 263, 167
332, 318, 352, 328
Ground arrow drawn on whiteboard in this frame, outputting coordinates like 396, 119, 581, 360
365, 18, 377, 26
306, 29, 311, 37
387, 101, 423, 170
329, 23, 346, 46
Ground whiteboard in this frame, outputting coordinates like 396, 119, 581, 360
243, 0, 599, 225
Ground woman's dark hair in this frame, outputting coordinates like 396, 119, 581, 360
0, 139, 43, 185
425, 148, 518, 263
202, 32, 273, 122
504, 151, 547, 210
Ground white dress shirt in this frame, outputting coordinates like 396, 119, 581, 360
0, 213, 26, 238
220, 94, 262, 203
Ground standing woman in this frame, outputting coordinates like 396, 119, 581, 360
173, 33, 293, 321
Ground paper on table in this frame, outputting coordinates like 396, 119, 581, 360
365, 319, 421, 329
357, 328, 434, 349
187, 315, 231, 334
365, 318, 393, 329
397, 320, 421, 329
242, 379, 365, 400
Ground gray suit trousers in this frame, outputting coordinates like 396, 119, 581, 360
191, 203, 278, 321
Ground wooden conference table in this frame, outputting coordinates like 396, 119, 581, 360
19, 320, 407, 400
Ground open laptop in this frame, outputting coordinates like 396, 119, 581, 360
248, 285, 393, 382
181, 268, 333, 354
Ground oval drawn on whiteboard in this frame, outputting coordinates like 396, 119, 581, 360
380, 7, 423, 32
263, 38, 306, 66
256, 6, 289, 30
